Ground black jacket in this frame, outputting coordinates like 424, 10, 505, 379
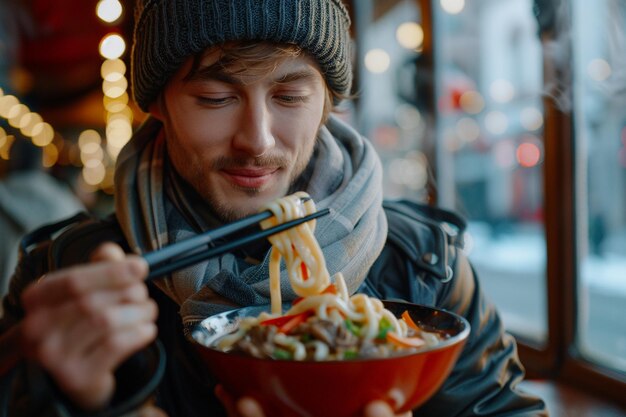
0, 201, 548, 416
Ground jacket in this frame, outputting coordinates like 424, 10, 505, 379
0, 200, 548, 417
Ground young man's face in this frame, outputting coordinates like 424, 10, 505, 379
152, 48, 327, 221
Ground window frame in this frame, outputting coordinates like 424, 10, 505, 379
523, 5, 626, 406
344, 0, 626, 408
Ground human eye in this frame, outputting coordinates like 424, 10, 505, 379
196, 96, 235, 107
275, 95, 309, 105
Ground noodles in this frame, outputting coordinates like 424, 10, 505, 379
216, 192, 445, 360
260, 192, 330, 313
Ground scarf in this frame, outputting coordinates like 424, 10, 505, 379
114, 114, 388, 327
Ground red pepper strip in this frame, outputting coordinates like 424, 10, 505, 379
386, 331, 426, 348
322, 283, 337, 294
401, 310, 421, 332
278, 310, 313, 334
260, 310, 313, 334
301, 262, 308, 280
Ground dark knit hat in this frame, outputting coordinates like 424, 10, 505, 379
131, 0, 352, 111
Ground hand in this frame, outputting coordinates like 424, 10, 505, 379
137, 404, 169, 417
20, 243, 158, 411
215, 385, 412, 417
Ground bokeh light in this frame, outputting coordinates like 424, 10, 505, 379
485, 111, 509, 135
96, 0, 123, 23
396, 22, 424, 50
31, 122, 55, 147
493, 139, 516, 169
103, 76, 128, 98
459, 91, 485, 114
394, 104, 422, 131
456, 117, 481, 143
99, 33, 126, 60
0, 95, 19, 118
490, 79, 516, 103
365, 49, 391, 74
440, 0, 465, 14
517, 140, 543, 168
43, 143, 59, 167
587, 58, 612, 82
520, 107, 544, 131
101, 59, 126, 82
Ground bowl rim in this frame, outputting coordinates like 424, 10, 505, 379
189, 300, 471, 363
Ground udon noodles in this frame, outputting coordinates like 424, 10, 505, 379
216, 192, 445, 360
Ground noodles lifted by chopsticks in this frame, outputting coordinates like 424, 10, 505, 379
217, 192, 444, 361
260, 191, 331, 314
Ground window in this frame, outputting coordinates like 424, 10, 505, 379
432, 0, 547, 345
572, 0, 626, 374
351, 0, 626, 407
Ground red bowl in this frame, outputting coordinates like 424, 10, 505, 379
189, 300, 470, 417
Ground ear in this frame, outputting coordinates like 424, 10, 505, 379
148, 97, 165, 121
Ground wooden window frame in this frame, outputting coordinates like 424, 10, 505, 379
400, 0, 626, 407
344, 0, 626, 409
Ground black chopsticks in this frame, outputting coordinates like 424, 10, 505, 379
144, 207, 330, 280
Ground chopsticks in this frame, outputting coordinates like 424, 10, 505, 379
144, 207, 330, 279
0, 205, 330, 379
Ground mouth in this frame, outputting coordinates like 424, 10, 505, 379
221, 167, 280, 189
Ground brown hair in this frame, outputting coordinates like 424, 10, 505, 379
183, 41, 348, 123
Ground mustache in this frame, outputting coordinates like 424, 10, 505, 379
212, 155, 291, 170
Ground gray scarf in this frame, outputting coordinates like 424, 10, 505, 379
115, 115, 388, 327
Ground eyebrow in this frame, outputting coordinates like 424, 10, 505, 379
186, 65, 318, 86
186, 66, 244, 85
272, 69, 319, 85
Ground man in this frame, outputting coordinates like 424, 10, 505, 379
0, 1, 548, 416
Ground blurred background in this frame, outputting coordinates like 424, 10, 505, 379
0, 0, 625, 414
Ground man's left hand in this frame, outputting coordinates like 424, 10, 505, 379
215, 385, 412, 417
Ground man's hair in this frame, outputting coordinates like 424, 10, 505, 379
131, 0, 352, 112
182, 42, 346, 123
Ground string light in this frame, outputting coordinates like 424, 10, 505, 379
0, 89, 58, 156
0, 0, 132, 194
96, 0, 123, 24
99, 34, 126, 60
94, 0, 133, 194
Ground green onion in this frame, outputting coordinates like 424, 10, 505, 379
273, 348, 292, 360
377, 317, 393, 340
343, 349, 359, 360
345, 319, 361, 336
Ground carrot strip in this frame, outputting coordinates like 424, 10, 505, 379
401, 310, 421, 331
386, 331, 426, 348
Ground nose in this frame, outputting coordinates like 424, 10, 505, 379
232, 100, 276, 157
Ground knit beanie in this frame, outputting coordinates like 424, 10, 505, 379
131, 0, 352, 112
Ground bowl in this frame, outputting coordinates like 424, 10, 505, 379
189, 300, 470, 417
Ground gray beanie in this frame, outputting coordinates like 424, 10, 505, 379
131, 0, 353, 112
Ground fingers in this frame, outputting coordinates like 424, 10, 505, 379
215, 385, 238, 417
17, 242, 155, 411
364, 400, 397, 417
21, 255, 148, 310
236, 398, 265, 417
215, 386, 406, 417
64, 298, 158, 360
215, 385, 265, 417
137, 405, 169, 417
